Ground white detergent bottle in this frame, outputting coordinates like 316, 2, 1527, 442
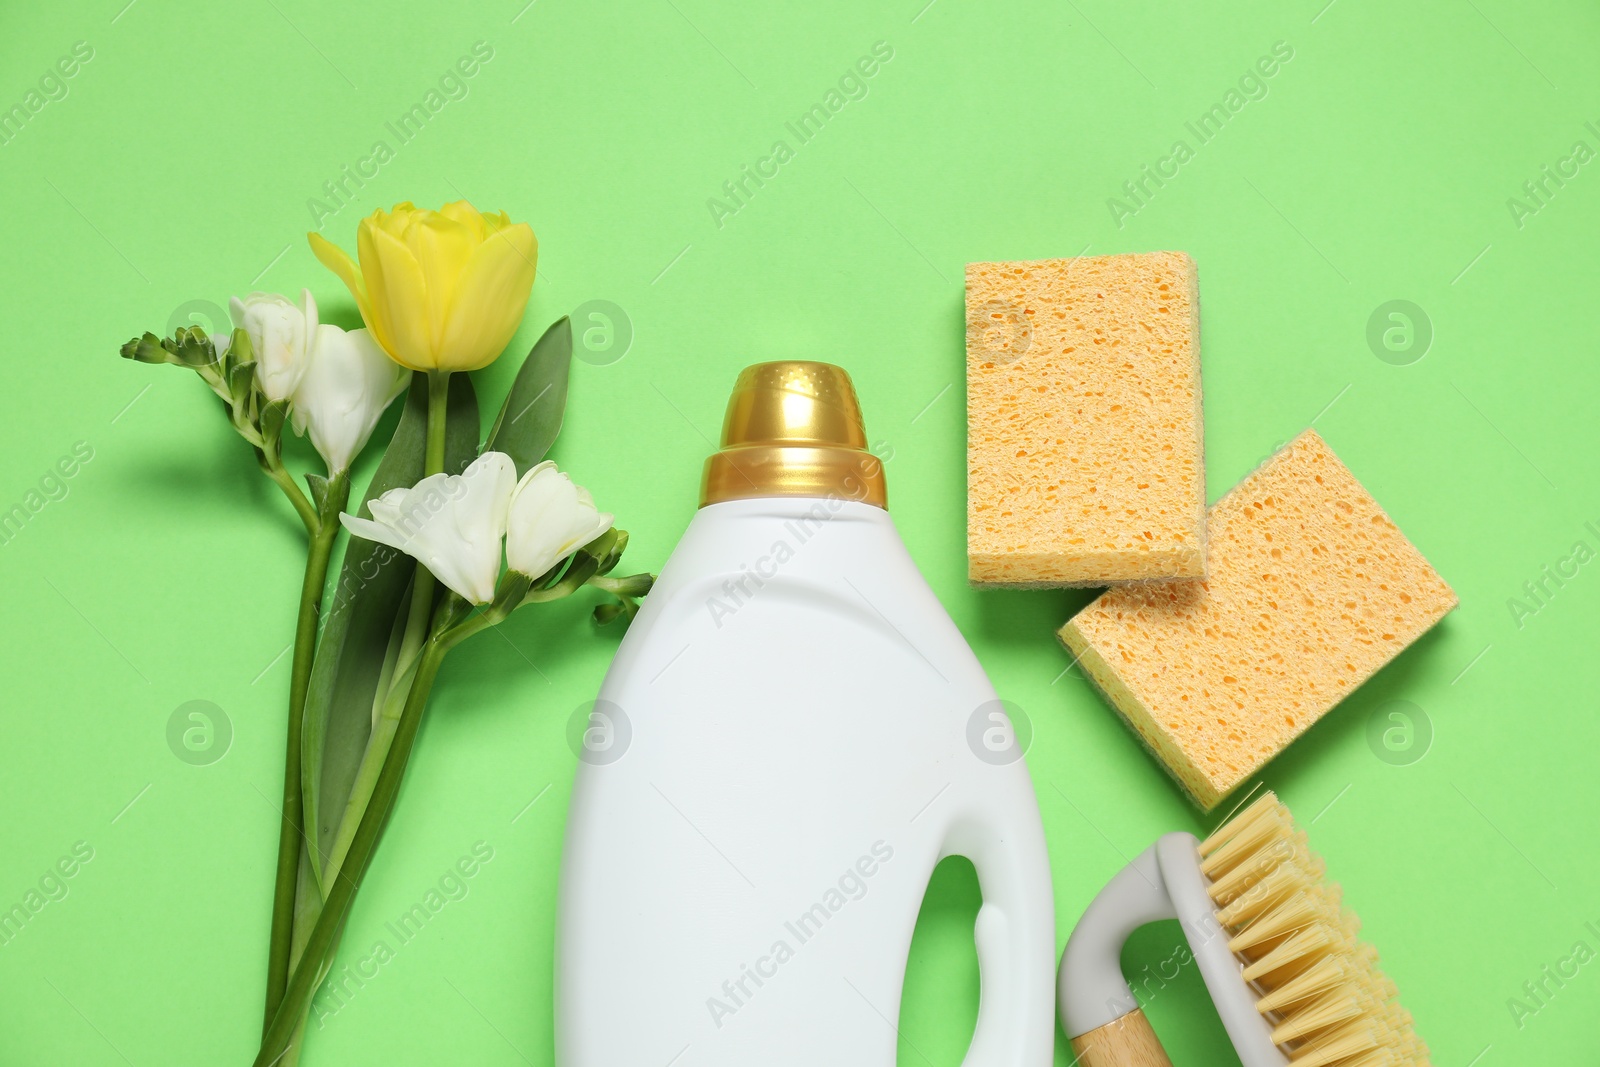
556, 361, 1055, 1066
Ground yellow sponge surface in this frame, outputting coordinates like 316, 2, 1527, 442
1059, 429, 1457, 810
966, 252, 1206, 586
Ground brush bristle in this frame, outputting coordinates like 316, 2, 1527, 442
1197, 792, 1430, 1066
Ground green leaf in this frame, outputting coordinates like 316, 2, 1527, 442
442, 372, 484, 475
366, 582, 414, 735
483, 317, 571, 474
301, 373, 480, 883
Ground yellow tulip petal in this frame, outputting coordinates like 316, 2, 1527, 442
408, 211, 479, 351
355, 222, 399, 355
370, 202, 416, 240
438, 222, 538, 371
440, 200, 489, 241
308, 232, 364, 302
359, 220, 437, 370
308, 231, 385, 348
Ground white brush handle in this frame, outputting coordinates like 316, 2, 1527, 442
1058, 846, 1179, 1065
1058, 845, 1175, 1037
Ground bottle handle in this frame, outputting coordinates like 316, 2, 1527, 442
943, 812, 1055, 1066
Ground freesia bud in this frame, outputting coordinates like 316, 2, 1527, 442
505, 461, 614, 579
291, 325, 411, 475
230, 289, 318, 401
340, 451, 517, 604
308, 201, 536, 372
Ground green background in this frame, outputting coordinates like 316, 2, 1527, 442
1, 0, 1595, 1063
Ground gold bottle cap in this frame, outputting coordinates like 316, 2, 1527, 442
700, 361, 887, 509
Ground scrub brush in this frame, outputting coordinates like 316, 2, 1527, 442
1057, 791, 1429, 1066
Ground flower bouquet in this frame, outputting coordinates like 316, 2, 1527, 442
120, 201, 651, 1065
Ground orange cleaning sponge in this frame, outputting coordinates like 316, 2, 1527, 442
1060, 429, 1457, 811
966, 252, 1206, 586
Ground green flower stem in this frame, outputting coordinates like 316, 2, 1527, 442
259, 594, 507, 1063
279, 866, 330, 1067
288, 845, 321, 973
276, 1015, 312, 1067
262, 470, 350, 1035
265, 370, 455, 1049
425, 370, 450, 474
258, 451, 319, 535
254, 631, 452, 1067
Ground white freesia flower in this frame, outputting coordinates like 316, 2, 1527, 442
506, 461, 614, 579
340, 452, 518, 604
230, 289, 318, 401
292, 325, 410, 475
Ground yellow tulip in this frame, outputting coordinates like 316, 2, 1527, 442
308, 201, 538, 372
